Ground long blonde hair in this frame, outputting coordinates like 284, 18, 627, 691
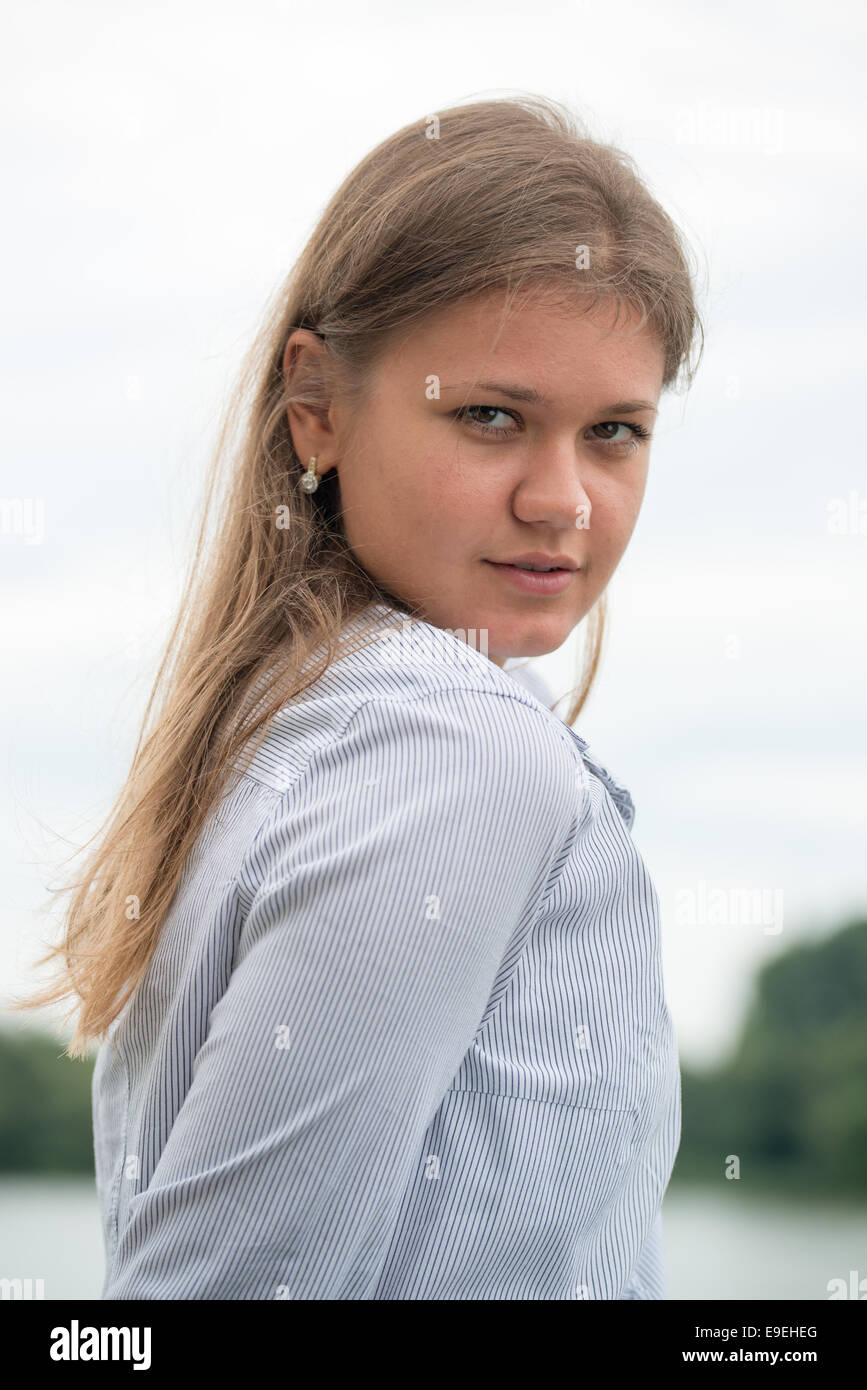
11, 93, 704, 1057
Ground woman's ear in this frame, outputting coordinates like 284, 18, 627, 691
282, 329, 340, 479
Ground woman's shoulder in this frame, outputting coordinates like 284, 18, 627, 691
237, 603, 586, 804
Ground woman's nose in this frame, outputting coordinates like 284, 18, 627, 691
511, 448, 593, 529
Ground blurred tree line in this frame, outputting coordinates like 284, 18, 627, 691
673, 916, 867, 1196
1, 916, 865, 1191
0, 1023, 96, 1173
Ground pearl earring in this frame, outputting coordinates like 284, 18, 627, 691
300, 456, 320, 493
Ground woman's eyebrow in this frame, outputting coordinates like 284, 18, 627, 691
440, 380, 658, 414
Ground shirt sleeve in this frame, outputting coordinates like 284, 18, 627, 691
102, 688, 581, 1299
619, 1211, 667, 1299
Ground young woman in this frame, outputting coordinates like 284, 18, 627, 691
17, 94, 703, 1299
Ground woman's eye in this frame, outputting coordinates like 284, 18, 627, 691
592, 422, 629, 442
454, 405, 520, 436
590, 422, 650, 449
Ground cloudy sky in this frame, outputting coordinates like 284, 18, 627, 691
2, 0, 865, 1067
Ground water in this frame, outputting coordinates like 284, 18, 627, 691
661, 1187, 867, 1300
1, 1177, 864, 1300
0, 1177, 105, 1300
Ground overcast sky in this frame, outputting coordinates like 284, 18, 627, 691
2, 0, 865, 1067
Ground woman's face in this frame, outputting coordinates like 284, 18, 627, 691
286, 288, 666, 665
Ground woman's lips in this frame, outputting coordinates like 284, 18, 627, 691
483, 560, 576, 595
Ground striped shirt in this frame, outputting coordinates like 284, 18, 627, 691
92, 601, 681, 1299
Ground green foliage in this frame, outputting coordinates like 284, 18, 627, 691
673, 916, 867, 1196
0, 1025, 95, 1174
